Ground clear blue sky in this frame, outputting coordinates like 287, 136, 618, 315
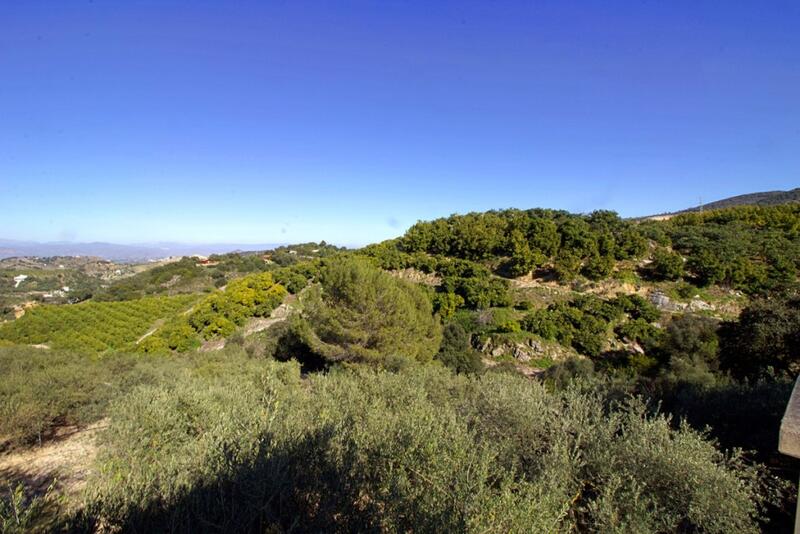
1, 1, 798, 246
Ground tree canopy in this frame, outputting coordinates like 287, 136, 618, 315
294, 257, 442, 365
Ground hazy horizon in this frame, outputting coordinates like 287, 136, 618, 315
1, 185, 798, 250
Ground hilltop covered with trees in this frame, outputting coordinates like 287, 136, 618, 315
366, 204, 800, 293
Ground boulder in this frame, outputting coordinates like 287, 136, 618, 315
526, 338, 543, 352
649, 291, 687, 312
689, 297, 714, 311
649, 291, 671, 310
513, 345, 532, 362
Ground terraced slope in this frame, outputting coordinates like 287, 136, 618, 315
0, 295, 199, 352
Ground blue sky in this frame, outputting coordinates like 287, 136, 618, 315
1, 1, 798, 246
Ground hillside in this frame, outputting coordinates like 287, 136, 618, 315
644, 187, 800, 219
1, 204, 799, 531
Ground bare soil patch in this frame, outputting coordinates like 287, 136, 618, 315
0, 419, 106, 499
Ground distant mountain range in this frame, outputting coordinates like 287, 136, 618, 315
644, 187, 800, 219
0, 240, 283, 262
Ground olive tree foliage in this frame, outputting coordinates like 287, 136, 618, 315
294, 257, 442, 365
80, 365, 771, 533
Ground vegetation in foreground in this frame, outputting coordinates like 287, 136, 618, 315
0, 346, 784, 533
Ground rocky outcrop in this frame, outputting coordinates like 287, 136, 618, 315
649, 291, 714, 313
688, 297, 714, 311
478, 335, 574, 363
388, 268, 441, 286
649, 291, 679, 311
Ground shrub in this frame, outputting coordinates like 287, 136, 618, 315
79, 367, 771, 532
432, 291, 465, 319
522, 307, 571, 343
1, 480, 58, 533
615, 318, 663, 349
649, 248, 684, 280
719, 294, 800, 379
436, 323, 483, 374
544, 357, 596, 388
614, 293, 660, 323
514, 300, 534, 311
657, 314, 720, 372
496, 320, 522, 333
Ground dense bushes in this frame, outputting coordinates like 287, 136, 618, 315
436, 322, 483, 374
358, 245, 512, 312
362, 204, 800, 294
0, 346, 252, 448
521, 294, 660, 358
397, 208, 649, 284
400, 209, 648, 270
291, 257, 442, 366
73, 365, 771, 533
663, 205, 800, 293
139, 272, 287, 352
719, 293, 800, 379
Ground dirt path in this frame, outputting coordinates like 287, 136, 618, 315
200, 295, 296, 352
0, 419, 106, 500
242, 301, 293, 336
135, 317, 166, 344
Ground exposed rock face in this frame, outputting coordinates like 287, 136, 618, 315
649, 291, 679, 311
478, 336, 569, 364
689, 297, 714, 311
649, 291, 715, 313
388, 268, 441, 286
527, 338, 543, 352
513, 345, 532, 362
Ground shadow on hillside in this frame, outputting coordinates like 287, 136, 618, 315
69, 427, 385, 534
0, 465, 57, 495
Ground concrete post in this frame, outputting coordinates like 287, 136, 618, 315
779, 376, 800, 533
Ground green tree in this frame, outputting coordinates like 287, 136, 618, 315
297, 257, 442, 365
581, 252, 614, 280
720, 295, 800, 379
526, 216, 560, 257
649, 248, 684, 281
436, 322, 483, 374
554, 252, 582, 282
687, 250, 726, 286
505, 229, 541, 277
